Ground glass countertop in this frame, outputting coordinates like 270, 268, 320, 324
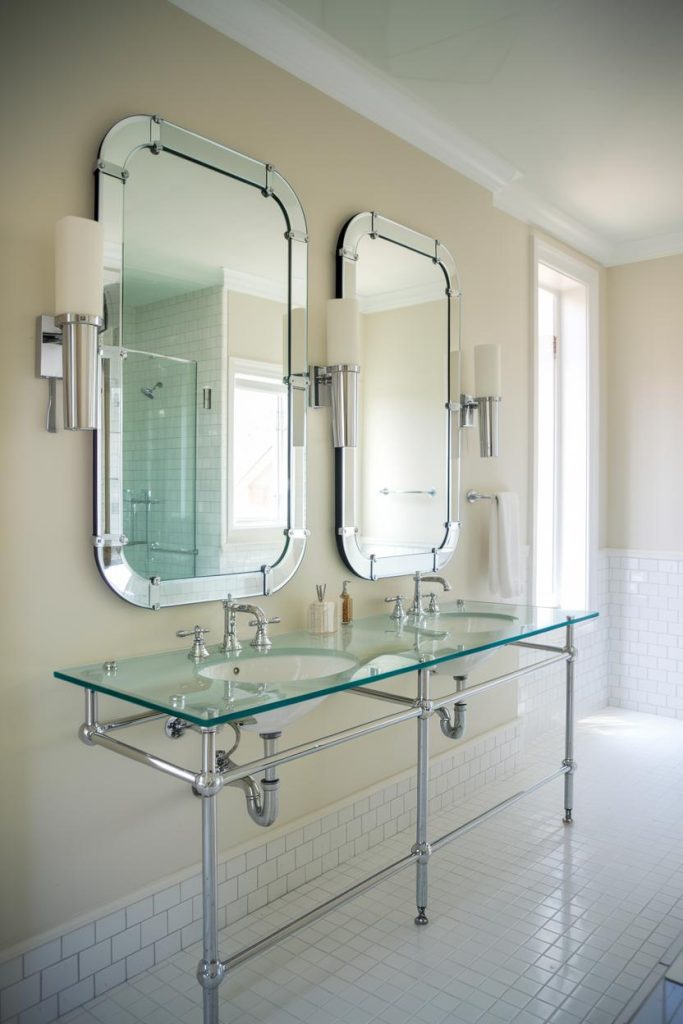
54, 600, 597, 728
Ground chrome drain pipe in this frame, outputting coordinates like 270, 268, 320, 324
437, 702, 466, 739
222, 732, 281, 828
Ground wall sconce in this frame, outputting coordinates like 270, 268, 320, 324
459, 344, 501, 458
36, 216, 104, 431
310, 298, 360, 448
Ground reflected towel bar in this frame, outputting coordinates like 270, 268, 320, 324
380, 488, 436, 497
466, 489, 498, 503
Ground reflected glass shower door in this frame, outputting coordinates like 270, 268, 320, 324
122, 350, 198, 581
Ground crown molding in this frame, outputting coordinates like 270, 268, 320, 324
221, 267, 305, 306
222, 267, 286, 303
493, 183, 614, 267
170, 0, 683, 269
359, 281, 445, 314
608, 230, 683, 267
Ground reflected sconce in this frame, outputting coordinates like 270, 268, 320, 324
459, 344, 501, 458
310, 298, 360, 447
36, 216, 104, 431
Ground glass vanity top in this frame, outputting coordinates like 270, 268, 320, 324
54, 600, 597, 727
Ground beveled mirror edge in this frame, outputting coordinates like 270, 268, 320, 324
335, 211, 462, 582
93, 115, 308, 608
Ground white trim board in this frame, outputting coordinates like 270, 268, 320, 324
169, 0, 683, 268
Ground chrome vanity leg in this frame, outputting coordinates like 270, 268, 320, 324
196, 729, 224, 1024
413, 667, 432, 925
563, 620, 576, 824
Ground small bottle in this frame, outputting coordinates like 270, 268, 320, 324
307, 585, 337, 635
340, 580, 353, 625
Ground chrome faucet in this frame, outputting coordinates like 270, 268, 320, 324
409, 572, 451, 617
221, 597, 281, 652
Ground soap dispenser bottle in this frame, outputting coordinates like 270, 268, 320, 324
340, 580, 353, 625
307, 585, 337, 635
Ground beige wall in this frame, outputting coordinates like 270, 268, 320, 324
607, 255, 683, 551
0, 0, 600, 950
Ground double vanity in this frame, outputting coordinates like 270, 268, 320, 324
47, 113, 598, 1023
55, 599, 596, 1023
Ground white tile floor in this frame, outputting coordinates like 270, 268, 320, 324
59, 709, 683, 1024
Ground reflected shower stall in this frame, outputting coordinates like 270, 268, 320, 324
122, 350, 198, 580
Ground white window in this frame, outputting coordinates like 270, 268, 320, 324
229, 359, 287, 530
532, 240, 598, 610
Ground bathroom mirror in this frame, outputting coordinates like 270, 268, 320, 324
95, 115, 308, 608
335, 212, 461, 580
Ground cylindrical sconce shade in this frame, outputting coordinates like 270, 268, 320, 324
55, 216, 104, 318
477, 396, 501, 458
58, 314, 101, 430
326, 298, 360, 366
474, 344, 501, 397
331, 366, 359, 447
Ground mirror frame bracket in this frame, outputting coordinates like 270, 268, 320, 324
334, 211, 462, 581
93, 115, 308, 608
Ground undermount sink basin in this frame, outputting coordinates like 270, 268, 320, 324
436, 611, 517, 631
433, 610, 519, 677
198, 651, 358, 732
351, 654, 420, 680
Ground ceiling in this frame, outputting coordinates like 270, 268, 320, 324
170, 0, 683, 266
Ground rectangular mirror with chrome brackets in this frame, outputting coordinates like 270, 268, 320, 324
332, 211, 462, 580
95, 115, 308, 608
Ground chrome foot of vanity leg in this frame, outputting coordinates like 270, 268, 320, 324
563, 809, 573, 825
415, 908, 429, 926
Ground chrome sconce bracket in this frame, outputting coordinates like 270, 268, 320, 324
36, 315, 63, 433
458, 392, 501, 458
309, 363, 359, 447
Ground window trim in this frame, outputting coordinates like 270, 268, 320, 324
531, 237, 600, 610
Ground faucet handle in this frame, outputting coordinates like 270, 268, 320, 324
176, 625, 211, 661
248, 615, 280, 650
385, 596, 407, 621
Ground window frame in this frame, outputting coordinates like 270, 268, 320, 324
531, 237, 600, 611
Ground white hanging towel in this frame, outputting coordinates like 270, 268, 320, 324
488, 492, 522, 599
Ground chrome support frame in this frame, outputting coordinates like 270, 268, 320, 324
413, 668, 433, 925
77, 628, 582, 1022
563, 620, 577, 824
512, 639, 566, 654
348, 686, 415, 706
197, 729, 224, 1024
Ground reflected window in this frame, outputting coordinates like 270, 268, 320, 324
230, 359, 287, 529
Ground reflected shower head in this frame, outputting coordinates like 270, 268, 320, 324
141, 382, 163, 399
